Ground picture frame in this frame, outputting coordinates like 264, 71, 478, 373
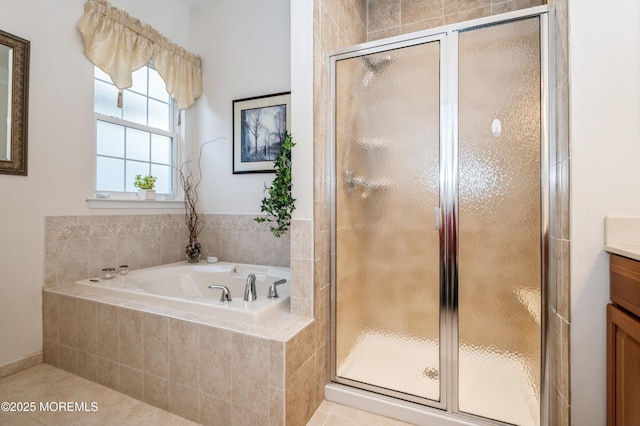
233, 92, 291, 174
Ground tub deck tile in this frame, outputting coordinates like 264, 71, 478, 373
45, 286, 312, 342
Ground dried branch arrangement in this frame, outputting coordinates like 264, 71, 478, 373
177, 137, 225, 246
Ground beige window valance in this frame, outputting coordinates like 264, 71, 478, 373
77, 0, 202, 110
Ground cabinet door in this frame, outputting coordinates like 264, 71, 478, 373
608, 303, 640, 426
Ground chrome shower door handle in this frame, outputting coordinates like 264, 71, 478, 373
434, 207, 441, 230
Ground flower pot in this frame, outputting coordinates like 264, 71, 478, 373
137, 189, 156, 200
186, 242, 201, 263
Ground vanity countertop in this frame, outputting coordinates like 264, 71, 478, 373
605, 216, 640, 261
605, 245, 640, 262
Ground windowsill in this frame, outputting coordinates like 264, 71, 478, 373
86, 197, 185, 209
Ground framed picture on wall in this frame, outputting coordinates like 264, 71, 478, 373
232, 92, 291, 174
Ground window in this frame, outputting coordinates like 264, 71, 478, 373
93, 65, 177, 196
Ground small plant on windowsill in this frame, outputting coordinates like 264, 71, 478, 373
255, 132, 296, 238
134, 174, 157, 200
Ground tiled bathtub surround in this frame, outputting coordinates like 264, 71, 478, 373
290, 219, 314, 317
44, 214, 290, 289
200, 214, 291, 268
45, 215, 186, 288
43, 212, 320, 424
43, 286, 316, 425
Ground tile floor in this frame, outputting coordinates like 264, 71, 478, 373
0, 364, 409, 426
0, 364, 196, 425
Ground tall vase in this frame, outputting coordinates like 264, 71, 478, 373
186, 241, 201, 263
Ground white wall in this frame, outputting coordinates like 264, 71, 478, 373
570, 0, 640, 424
290, 0, 314, 219
189, 0, 292, 214
0, 0, 190, 367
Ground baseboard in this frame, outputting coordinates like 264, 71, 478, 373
0, 352, 43, 378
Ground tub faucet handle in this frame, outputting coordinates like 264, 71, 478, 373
267, 279, 287, 299
244, 274, 257, 301
208, 285, 232, 302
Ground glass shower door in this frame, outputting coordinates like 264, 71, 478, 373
334, 39, 443, 403
457, 17, 542, 426
331, 14, 545, 426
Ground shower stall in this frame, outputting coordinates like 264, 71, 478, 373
329, 8, 549, 426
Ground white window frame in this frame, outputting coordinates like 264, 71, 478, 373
88, 65, 184, 208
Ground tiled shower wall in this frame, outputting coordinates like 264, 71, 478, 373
313, 0, 367, 420
44, 214, 290, 289
315, 0, 568, 425
366, 0, 547, 41
548, 0, 571, 424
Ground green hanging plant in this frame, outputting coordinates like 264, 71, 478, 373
255, 132, 296, 237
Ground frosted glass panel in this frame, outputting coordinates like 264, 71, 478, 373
149, 68, 169, 102
123, 90, 147, 126
96, 157, 124, 192
457, 17, 541, 426
94, 80, 121, 118
151, 134, 172, 165
151, 164, 171, 194
334, 41, 441, 401
149, 99, 170, 131
126, 128, 150, 162
96, 121, 124, 157
130, 66, 148, 95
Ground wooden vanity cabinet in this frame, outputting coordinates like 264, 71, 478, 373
608, 254, 640, 426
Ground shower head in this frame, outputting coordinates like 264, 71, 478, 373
362, 55, 392, 74
361, 55, 392, 88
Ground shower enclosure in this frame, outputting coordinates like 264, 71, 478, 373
330, 9, 548, 426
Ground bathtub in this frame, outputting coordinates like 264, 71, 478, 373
75, 261, 290, 322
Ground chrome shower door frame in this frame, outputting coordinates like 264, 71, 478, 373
329, 6, 551, 425
329, 30, 449, 410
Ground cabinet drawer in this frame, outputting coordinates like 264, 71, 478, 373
611, 254, 640, 318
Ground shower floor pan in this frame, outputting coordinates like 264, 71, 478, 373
336, 330, 538, 426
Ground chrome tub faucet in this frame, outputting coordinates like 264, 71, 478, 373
244, 273, 257, 301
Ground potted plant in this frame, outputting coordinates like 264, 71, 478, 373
255, 132, 296, 237
134, 174, 157, 200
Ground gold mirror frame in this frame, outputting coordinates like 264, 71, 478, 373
0, 29, 29, 176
